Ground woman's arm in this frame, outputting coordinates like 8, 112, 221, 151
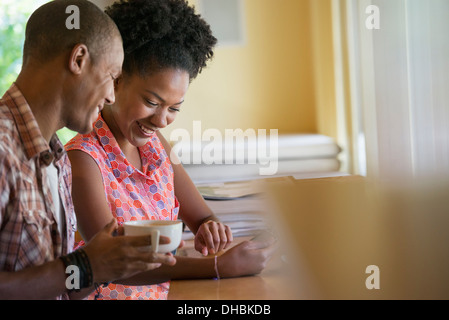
157, 131, 233, 255
120, 236, 278, 285
157, 131, 216, 231
67, 150, 115, 241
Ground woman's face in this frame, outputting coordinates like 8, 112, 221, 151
111, 68, 189, 147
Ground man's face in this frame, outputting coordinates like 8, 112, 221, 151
64, 36, 124, 134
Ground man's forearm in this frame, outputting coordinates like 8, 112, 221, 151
0, 259, 68, 299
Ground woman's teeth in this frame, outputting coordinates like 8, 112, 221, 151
137, 121, 154, 135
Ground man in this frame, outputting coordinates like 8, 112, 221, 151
0, 0, 176, 300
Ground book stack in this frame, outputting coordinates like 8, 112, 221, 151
182, 180, 271, 240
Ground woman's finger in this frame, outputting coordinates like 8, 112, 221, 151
216, 223, 228, 253
223, 224, 233, 250
201, 222, 216, 255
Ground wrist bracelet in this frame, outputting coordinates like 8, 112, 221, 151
60, 249, 93, 290
213, 255, 220, 280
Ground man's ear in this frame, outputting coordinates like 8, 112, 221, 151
68, 44, 89, 75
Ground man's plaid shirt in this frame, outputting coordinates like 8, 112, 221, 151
0, 83, 76, 283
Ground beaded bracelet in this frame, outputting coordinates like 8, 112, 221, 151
60, 249, 93, 290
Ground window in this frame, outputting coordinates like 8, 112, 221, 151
342, 0, 449, 181
0, 0, 48, 93
197, 0, 246, 47
0, 0, 77, 144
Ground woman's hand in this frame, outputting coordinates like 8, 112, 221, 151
216, 233, 277, 278
194, 220, 233, 256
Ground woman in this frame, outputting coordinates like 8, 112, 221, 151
66, 0, 276, 300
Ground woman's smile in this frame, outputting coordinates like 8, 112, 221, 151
136, 120, 156, 137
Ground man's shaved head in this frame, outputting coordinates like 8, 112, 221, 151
23, 0, 121, 65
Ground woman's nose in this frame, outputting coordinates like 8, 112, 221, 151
151, 108, 168, 129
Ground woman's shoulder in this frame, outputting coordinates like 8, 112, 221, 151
65, 132, 97, 151
65, 132, 110, 171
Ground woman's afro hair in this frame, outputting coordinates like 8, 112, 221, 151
105, 0, 217, 80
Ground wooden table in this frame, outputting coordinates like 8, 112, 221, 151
167, 175, 350, 301
169, 175, 449, 300
167, 237, 305, 300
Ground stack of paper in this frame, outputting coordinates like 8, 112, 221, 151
182, 177, 300, 240
182, 195, 270, 240
196, 180, 265, 200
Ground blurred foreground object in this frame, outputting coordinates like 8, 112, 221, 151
268, 175, 449, 299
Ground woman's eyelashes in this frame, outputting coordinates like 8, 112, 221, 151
145, 99, 158, 107
144, 98, 181, 112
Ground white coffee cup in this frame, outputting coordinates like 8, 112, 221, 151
123, 220, 183, 253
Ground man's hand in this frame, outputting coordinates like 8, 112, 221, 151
83, 219, 177, 284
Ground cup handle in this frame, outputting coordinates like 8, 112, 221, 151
151, 229, 160, 253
